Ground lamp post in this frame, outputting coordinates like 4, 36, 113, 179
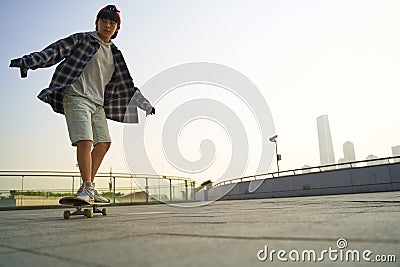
269, 134, 281, 175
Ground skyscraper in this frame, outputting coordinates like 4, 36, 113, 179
343, 141, 356, 162
317, 115, 335, 166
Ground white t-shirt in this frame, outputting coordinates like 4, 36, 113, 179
64, 31, 115, 105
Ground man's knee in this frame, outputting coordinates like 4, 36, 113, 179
95, 142, 111, 152
76, 140, 93, 150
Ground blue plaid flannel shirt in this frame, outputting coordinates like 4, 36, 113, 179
20, 32, 152, 123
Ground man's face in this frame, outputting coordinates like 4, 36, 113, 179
96, 18, 118, 43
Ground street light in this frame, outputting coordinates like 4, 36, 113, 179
269, 134, 281, 175
269, 134, 278, 143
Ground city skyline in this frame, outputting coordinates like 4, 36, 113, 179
307, 116, 399, 170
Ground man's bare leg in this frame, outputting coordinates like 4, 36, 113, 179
91, 142, 111, 182
76, 140, 93, 183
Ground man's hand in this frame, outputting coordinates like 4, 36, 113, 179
9, 58, 28, 78
146, 107, 155, 116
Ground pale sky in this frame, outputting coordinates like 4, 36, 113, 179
1, 0, 399, 185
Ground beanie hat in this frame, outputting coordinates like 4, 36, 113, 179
96, 5, 121, 39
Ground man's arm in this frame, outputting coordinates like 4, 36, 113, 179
9, 33, 81, 78
132, 88, 155, 116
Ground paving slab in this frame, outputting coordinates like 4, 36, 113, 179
0, 192, 399, 267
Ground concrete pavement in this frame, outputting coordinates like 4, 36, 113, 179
0, 191, 399, 267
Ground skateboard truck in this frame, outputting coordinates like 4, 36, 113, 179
63, 204, 108, 219
59, 196, 109, 219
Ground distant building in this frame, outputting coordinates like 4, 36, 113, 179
317, 115, 336, 169
366, 154, 377, 166
392, 145, 400, 163
302, 165, 312, 174
343, 141, 356, 162
366, 154, 386, 166
338, 158, 351, 169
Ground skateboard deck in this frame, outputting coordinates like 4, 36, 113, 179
59, 196, 110, 219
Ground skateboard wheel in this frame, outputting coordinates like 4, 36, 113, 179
63, 210, 71, 219
102, 208, 108, 216
85, 209, 93, 218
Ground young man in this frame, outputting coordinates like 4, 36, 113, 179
9, 5, 155, 203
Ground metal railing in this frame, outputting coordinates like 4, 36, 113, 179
213, 155, 400, 187
0, 171, 196, 207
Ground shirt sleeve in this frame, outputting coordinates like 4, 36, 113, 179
131, 88, 153, 112
20, 33, 81, 70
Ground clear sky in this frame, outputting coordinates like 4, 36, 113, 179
1, 0, 399, 184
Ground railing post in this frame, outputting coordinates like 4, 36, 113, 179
169, 179, 172, 202
192, 182, 195, 201
72, 176, 75, 195
145, 177, 149, 204
158, 179, 161, 202
21, 175, 24, 206
113, 176, 116, 204
185, 180, 188, 201
130, 178, 133, 204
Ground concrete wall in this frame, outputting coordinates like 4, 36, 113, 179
203, 162, 400, 201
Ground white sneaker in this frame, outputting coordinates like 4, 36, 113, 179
93, 189, 110, 203
90, 182, 110, 203
75, 182, 94, 202
76, 188, 94, 202
74, 185, 84, 197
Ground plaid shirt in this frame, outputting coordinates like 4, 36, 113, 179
20, 32, 152, 123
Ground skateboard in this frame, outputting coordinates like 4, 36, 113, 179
59, 196, 110, 219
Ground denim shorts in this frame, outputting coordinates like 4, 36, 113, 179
63, 95, 111, 146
